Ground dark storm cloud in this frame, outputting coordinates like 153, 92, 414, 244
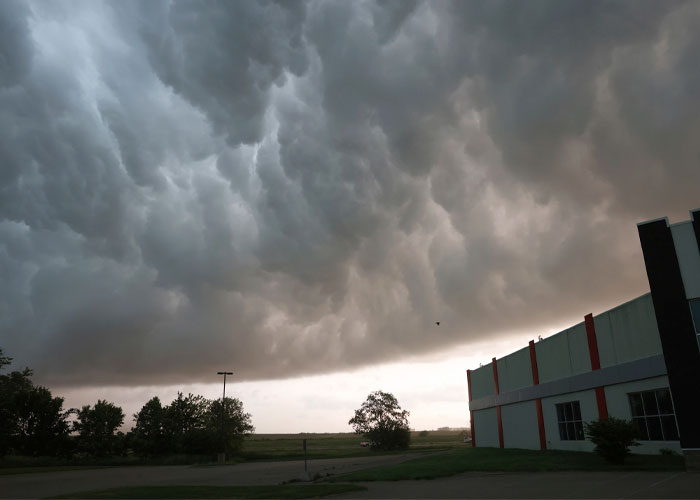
1, 0, 699, 387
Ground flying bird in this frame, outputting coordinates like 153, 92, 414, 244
436, 322, 440, 326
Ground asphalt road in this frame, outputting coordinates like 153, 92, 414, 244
0, 453, 429, 499
330, 470, 700, 499
2, 456, 697, 499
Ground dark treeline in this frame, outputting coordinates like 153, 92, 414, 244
0, 349, 254, 461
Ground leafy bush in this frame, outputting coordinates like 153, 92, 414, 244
418, 430, 429, 438
584, 417, 639, 464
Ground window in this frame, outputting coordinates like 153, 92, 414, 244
556, 401, 584, 440
690, 299, 700, 352
628, 388, 679, 441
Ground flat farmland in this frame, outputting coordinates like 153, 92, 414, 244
239, 431, 467, 461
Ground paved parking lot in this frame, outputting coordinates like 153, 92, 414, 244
0, 453, 426, 499
2, 456, 697, 499
330, 470, 700, 499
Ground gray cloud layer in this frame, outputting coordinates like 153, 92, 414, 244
1, 0, 699, 387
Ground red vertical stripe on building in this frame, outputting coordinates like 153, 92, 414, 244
528, 340, 540, 385
496, 406, 504, 448
584, 313, 601, 370
467, 369, 475, 447
535, 398, 546, 450
595, 387, 609, 420
492, 357, 500, 394
492, 358, 504, 448
529, 340, 546, 450
585, 313, 609, 420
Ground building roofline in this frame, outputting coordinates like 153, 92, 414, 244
637, 216, 669, 227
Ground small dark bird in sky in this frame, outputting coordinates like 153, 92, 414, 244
436, 322, 440, 326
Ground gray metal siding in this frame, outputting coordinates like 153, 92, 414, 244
501, 400, 540, 450
671, 222, 700, 299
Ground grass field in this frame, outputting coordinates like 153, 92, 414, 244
0, 431, 466, 474
49, 484, 366, 499
328, 446, 687, 482
238, 430, 466, 461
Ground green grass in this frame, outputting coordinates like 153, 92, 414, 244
1, 431, 467, 473
48, 484, 366, 499
238, 431, 464, 461
328, 447, 686, 482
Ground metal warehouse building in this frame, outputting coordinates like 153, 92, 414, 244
467, 209, 700, 460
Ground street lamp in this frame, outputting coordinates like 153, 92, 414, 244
217, 371, 233, 462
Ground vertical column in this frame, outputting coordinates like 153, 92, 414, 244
529, 340, 547, 450
585, 313, 608, 419
467, 369, 475, 447
492, 357, 504, 449
639, 218, 700, 450
692, 209, 700, 256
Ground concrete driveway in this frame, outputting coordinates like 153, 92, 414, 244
0, 453, 431, 499
329, 470, 700, 499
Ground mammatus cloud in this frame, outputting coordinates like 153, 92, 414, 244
1, 0, 699, 387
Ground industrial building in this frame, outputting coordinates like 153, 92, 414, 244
467, 209, 700, 457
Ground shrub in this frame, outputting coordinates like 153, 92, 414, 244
584, 417, 639, 464
418, 430, 429, 438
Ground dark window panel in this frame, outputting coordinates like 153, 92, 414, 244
661, 416, 680, 441
573, 401, 582, 421
657, 388, 674, 415
633, 417, 649, 440
690, 299, 700, 334
647, 416, 663, 441
629, 393, 644, 417
642, 391, 659, 416
564, 403, 573, 421
566, 422, 576, 441
558, 422, 567, 440
574, 421, 584, 440
556, 404, 565, 422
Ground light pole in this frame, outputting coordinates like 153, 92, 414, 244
217, 371, 233, 463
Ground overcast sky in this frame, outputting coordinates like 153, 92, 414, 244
2, 0, 700, 432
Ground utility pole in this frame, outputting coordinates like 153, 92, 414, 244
217, 371, 233, 463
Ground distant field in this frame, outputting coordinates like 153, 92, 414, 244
239, 431, 467, 461
0, 431, 469, 472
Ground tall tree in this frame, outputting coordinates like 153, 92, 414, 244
132, 396, 166, 457
206, 397, 255, 455
0, 349, 71, 457
162, 393, 210, 454
73, 400, 125, 457
349, 391, 411, 450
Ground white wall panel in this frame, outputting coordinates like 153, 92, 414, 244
501, 400, 540, 450
470, 364, 495, 400
473, 407, 499, 448
497, 346, 533, 393
671, 221, 700, 299
593, 294, 662, 367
